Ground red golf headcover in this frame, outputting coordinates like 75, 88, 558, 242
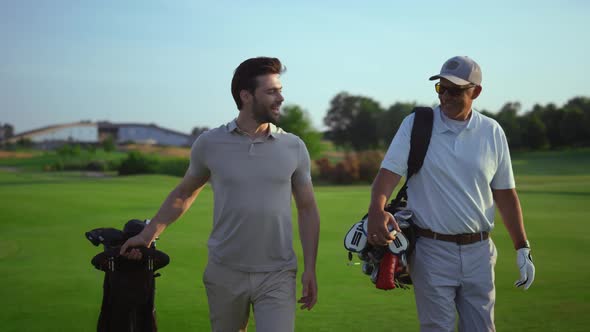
376, 251, 398, 290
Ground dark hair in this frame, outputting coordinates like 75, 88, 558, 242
231, 57, 285, 109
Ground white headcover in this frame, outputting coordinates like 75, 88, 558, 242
387, 232, 409, 255
344, 212, 401, 253
344, 219, 368, 252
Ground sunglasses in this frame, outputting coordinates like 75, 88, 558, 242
435, 82, 475, 96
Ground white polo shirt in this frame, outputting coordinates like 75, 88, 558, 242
381, 106, 515, 234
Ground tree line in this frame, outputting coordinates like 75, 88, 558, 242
4, 94, 588, 157
279, 93, 590, 154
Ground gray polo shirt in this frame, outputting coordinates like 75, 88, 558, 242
381, 106, 515, 234
188, 119, 312, 272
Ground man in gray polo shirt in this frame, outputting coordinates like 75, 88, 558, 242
367, 56, 535, 331
120, 57, 320, 332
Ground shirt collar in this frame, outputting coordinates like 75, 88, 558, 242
267, 122, 279, 138
227, 119, 278, 139
433, 106, 478, 133
433, 106, 450, 133
466, 109, 479, 130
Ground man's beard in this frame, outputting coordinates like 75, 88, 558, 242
252, 97, 279, 125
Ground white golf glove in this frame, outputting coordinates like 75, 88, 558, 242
514, 247, 535, 290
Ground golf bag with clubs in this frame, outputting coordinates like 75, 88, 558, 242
344, 107, 433, 290
86, 219, 170, 332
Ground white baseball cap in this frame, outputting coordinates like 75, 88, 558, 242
429, 56, 482, 86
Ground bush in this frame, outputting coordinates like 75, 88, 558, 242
118, 151, 158, 175
102, 136, 116, 153
358, 150, 384, 183
313, 150, 384, 184
86, 160, 108, 172
43, 158, 118, 173
310, 160, 320, 182
314, 153, 361, 184
86, 144, 97, 154
157, 158, 189, 177
16, 138, 33, 148
44, 160, 64, 172
315, 158, 334, 182
106, 159, 120, 171
56, 144, 81, 157
332, 153, 360, 184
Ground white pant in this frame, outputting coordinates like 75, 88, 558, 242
410, 237, 497, 332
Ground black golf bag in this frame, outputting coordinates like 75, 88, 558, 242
86, 219, 170, 332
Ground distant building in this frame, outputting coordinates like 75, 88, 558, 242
6, 121, 195, 148
97, 122, 194, 146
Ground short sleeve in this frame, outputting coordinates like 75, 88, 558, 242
490, 125, 515, 189
187, 134, 210, 177
291, 138, 312, 186
380, 114, 414, 177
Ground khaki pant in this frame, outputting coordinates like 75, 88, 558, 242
203, 261, 297, 332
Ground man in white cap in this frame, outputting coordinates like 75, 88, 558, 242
367, 56, 535, 331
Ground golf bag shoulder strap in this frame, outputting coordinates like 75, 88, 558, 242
388, 107, 434, 209
407, 107, 434, 179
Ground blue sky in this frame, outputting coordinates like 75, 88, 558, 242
1, 0, 588, 134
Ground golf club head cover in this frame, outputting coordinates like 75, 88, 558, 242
85, 228, 125, 248
376, 251, 397, 290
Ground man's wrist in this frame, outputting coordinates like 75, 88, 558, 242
303, 266, 316, 274
368, 204, 386, 216
516, 240, 530, 250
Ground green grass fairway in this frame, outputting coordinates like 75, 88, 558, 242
1, 149, 589, 331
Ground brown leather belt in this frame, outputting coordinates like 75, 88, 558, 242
415, 226, 489, 245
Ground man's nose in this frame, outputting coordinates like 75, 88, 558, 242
439, 90, 453, 100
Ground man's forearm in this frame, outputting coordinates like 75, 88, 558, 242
369, 168, 402, 214
494, 188, 528, 249
298, 205, 320, 271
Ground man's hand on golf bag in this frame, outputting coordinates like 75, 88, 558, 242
367, 209, 400, 246
120, 232, 151, 260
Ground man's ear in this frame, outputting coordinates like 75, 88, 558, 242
471, 85, 483, 100
240, 89, 252, 107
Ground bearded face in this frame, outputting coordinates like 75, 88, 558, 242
249, 74, 284, 125
252, 95, 280, 125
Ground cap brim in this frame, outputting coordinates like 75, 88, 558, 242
429, 74, 471, 86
